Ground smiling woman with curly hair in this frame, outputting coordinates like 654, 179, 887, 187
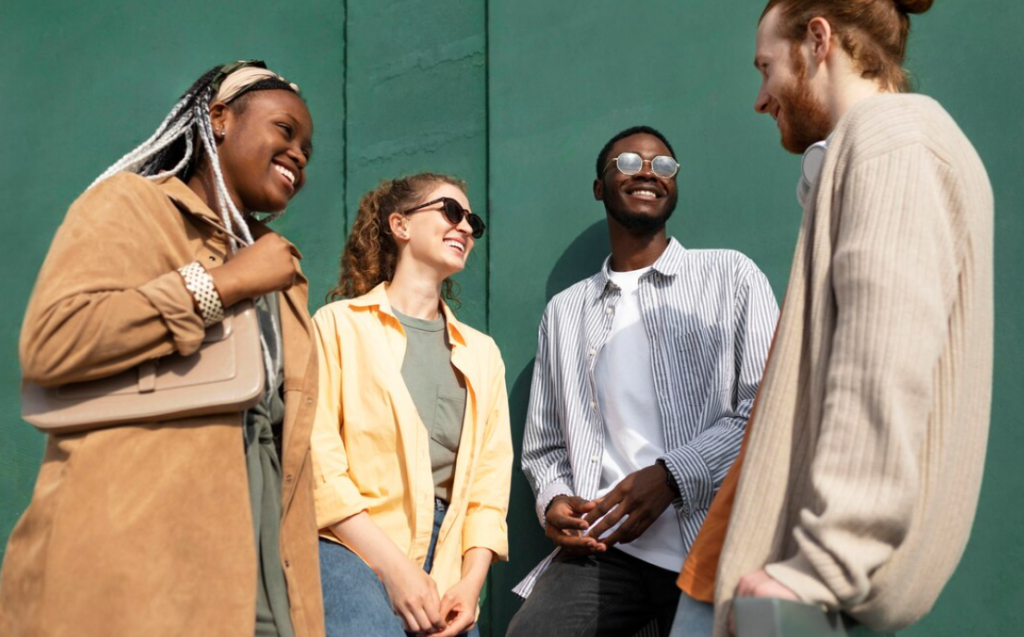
327, 173, 465, 305
312, 174, 511, 637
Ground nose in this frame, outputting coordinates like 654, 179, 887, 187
455, 214, 474, 237
754, 82, 771, 114
288, 145, 307, 171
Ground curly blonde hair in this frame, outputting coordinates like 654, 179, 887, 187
328, 173, 468, 304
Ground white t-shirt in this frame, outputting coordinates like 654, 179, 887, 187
592, 266, 685, 572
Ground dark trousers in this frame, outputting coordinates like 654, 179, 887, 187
507, 548, 681, 637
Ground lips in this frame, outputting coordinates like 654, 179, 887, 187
273, 162, 297, 189
628, 188, 660, 200
624, 182, 665, 200
443, 237, 466, 255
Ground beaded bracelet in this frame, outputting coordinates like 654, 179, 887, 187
177, 261, 225, 327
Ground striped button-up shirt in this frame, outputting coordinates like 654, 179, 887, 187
514, 238, 778, 596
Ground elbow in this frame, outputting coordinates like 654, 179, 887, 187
21, 346, 80, 388
19, 334, 67, 387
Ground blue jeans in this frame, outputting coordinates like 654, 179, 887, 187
320, 499, 480, 637
667, 591, 715, 637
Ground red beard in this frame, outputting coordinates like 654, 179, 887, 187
777, 55, 832, 154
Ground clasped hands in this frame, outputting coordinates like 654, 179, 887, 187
544, 463, 800, 637
544, 463, 676, 555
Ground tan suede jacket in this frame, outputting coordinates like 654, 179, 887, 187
0, 173, 324, 637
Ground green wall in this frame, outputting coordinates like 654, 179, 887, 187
1, 1, 1020, 635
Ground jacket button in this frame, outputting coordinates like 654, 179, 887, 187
285, 474, 294, 483
208, 255, 217, 262
306, 397, 313, 406
284, 559, 291, 568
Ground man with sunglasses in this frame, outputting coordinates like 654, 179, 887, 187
507, 126, 779, 636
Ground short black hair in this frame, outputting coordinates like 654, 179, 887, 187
595, 125, 676, 178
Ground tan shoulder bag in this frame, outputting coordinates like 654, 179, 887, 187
21, 208, 265, 435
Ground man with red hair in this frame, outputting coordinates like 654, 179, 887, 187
671, 1, 994, 636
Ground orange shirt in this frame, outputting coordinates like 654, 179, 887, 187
677, 427, 750, 602
679, 317, 781, 602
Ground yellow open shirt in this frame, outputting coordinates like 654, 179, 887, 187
310, 283, 512, 594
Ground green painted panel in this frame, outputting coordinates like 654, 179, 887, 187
486, 1, 1024, 635
341, 0, 488, 330
0, 0, 346, 567
2, 1, 1022, 636
339, 0, 491, 629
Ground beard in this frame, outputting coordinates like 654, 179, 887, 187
777, 54, 832, 154
606, 200, 675, 236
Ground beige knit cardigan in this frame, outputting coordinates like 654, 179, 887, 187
713, 94, 993, 635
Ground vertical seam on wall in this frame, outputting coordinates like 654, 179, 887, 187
482, 1, 494, 634
341, 0, 349, 232
484, 0, 491, 336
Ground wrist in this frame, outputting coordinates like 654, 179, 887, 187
206, 265, 243, 308
544, 493, 573, 518
655, 459, 680, 497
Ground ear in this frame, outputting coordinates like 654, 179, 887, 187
209, 102, 231, 141
806, 16, 833, 64
388, 212, 408, 241
593, 178, 604, 201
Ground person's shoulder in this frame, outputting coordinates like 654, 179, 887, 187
71, 172, 165, 209
840, 94, 965, 160
64, 172, 179, 230
681, 248, 764, 280
312, 298, 368, 330
546, 271, 604, 314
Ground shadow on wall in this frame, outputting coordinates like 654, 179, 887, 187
546, 220, 609, 301
489, 357, 542, 624
490, 219, 613, 629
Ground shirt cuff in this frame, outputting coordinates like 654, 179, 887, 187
463, 507, 509, 562
660, 446, 712, 517
313, 476, 368, 531
764, 553, 841, 609
137, 269, 206, 356
535, 481, 574, 528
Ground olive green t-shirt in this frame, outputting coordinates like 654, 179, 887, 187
393, 308, 467, 502
246, 293, 294, 637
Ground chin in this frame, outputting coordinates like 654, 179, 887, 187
609, 207, 672, 235
433, 256, 466, 279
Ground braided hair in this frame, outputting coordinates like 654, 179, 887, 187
90, 63, 300, 248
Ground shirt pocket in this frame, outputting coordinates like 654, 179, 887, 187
672, 327, 726, 405
429, 388, 467, 454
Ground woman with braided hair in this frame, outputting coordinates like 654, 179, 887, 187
0, 61, 324, 637
311, 175, 512, 636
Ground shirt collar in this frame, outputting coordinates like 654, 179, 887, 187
154, 174, 223, 225
154, 174, 303, 258
597, 237, 686, 293
349, 282, 467, 346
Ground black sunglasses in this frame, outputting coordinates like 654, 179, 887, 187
402, 197, 486, 239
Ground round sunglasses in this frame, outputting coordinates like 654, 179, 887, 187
402, 197, 486, 239
604, 152, 680, 178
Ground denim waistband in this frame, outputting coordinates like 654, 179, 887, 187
434, 497, 448, 512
